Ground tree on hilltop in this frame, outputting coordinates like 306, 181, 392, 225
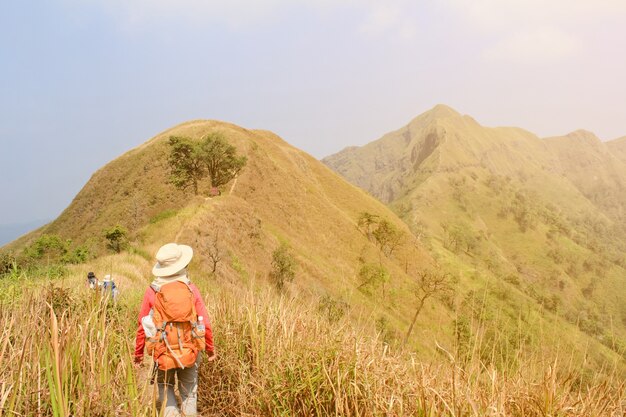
201, 133, 247, 189
167, 133, 247, 195
168, 136, 207, 195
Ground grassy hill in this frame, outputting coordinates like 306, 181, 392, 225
2, 119, 440, 350
324, 105, 626, 380
1, 118, 625, 415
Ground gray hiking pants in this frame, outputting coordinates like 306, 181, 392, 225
156, 355, 201, 417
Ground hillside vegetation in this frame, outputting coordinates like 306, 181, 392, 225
1, 116, 625, 415
324, 105, 626, 381
1, 120, 440, 355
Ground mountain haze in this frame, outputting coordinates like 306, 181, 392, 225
325, 105, 626, 373
5, 112, 626, 370
324, 105, 595, 209
607, 135, 626, 165
545, 130, 626, 226
2, 116, 626, 415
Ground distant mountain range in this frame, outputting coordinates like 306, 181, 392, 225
324, 104, 626, 371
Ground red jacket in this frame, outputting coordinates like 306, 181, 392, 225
134, 283, 214, 362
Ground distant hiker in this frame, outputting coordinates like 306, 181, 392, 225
134, 243, 216, 417
87, 271, 98, 289
102, 274, 119, 301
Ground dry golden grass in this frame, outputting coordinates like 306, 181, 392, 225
0, 269, 623, 417
200, 286, 625, 417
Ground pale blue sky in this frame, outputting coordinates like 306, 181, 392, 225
1, 0, 625, 229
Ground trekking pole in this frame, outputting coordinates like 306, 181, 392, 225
149, 361, 158, 385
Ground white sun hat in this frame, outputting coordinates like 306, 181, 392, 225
152, 243, 193, 277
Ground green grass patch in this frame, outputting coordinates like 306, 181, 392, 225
149, 208, 179, 224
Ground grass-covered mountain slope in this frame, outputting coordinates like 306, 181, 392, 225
1, 118, 625, 415
3, 119, 441, 348
324, 105, 626, 377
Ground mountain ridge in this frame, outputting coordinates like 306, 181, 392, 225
323, 105, 587, 205
4, 119, 449, 352
323, 105, 626, 376
607, 135, 626, 164
4, 109, 626, 374
2, 112, 625, 415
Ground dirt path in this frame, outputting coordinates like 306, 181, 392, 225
229, 177, 238, 195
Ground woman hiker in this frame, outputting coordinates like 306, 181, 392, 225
102, 274, 119, 302
134, 243, 216, 417
87, 271, 98, 289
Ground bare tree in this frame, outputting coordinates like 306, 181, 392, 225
196, 230, 223, 276
206, 231, 222, 274
404, 269, 456, 345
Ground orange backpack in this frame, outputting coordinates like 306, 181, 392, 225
145, 281, 206, 370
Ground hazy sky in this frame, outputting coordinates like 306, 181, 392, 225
1, 0, 625, 227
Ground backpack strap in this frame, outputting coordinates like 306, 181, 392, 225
161, 329, 186, 369
151, 281, 198, 315
150, 280, 192, 293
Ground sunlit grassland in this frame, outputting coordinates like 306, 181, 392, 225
0, 264, 624, 416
